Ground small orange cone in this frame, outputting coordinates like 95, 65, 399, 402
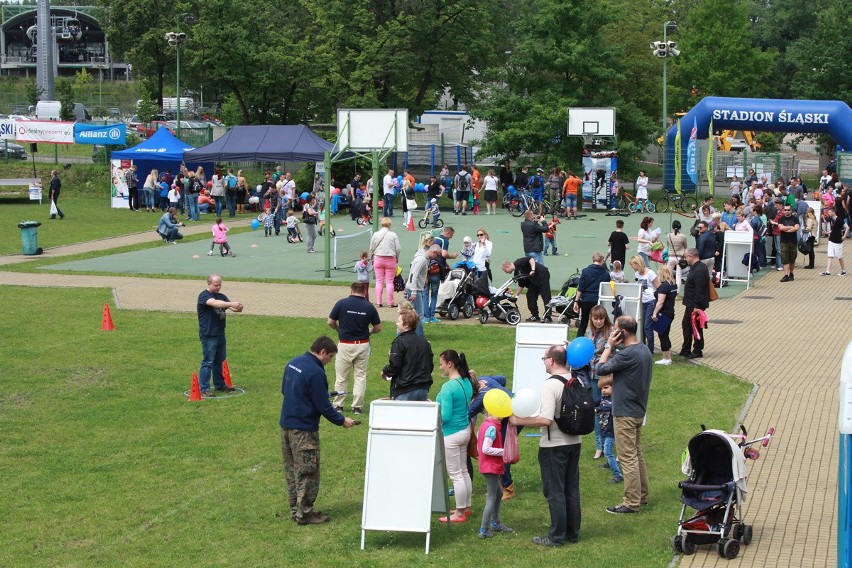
407, 216, 415, 231
222, 360, 234, 388
188, 372, 202, 401
102, 304, 115, 331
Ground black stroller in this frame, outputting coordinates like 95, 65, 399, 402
543, 268, 581, 325
473, 272, 521, 325
672, 425, 775, 560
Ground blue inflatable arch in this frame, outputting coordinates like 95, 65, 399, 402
664, 97, 852, 189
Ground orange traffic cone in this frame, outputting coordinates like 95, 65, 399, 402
102, 304, 115, 331
407, 215, 415, 231
188, 372, 202, 401
222, 360, 234, 388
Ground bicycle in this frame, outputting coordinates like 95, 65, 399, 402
655, 191, 697, 214
417, 208, 444, 228
508, 190, 542, 217
618, 190, 656, 213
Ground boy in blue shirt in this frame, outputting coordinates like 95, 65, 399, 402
596, 375, 623, 483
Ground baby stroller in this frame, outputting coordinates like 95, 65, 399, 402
436, 262, 477, 320
543, 268, 581, 325
672, 425, 775, 560
473, 272, 521, 325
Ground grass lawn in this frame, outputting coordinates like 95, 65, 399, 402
2, 285, 752, 567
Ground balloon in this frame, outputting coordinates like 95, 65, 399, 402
330, 187, 341, 195
301, 191, 310, 200
511, 388, 539, 418
567, 337, 595, 368
251, 219, 260, 231
396, 175, 403, 186
415, 182, 425, 192
483, 389, 513, 418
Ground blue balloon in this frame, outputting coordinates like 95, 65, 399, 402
251, 219, 260, 231
414, 182, 425, 192
301, 191, 310, 200
567, 337, 595, 368
397, 175, 403, 185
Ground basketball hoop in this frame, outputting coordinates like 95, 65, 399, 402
582, 133, 594, 147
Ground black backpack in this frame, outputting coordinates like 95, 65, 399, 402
531, 176, 542, 189
457, 174, 470, 191
550, 374, 595, 436
191, 178, 204, 194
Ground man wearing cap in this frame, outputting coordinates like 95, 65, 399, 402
328, 282, 382, 414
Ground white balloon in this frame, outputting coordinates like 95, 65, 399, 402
511, 388, 540, 418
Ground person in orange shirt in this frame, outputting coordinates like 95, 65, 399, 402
562, 172, 582, 219
403, 169, 416, 189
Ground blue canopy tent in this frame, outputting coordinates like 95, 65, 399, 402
110, 127, 212, 208
183, 124, 334, 163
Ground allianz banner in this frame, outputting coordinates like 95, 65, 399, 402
74, 123, 127, 145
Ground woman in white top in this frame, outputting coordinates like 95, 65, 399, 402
471, 228, 493, 277
629, 255, 660, 354
636, 216, 656, 267
666, 220, 689, 292
142, 168, 159, 212
635, 170, 649, 201
734, 209, 753, 232
482, 170, 500, 215
369, 217, 402, 307
729, 175, 741, 197
210, 168, 226, 217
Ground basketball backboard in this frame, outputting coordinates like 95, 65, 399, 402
337, 109, 409, 152
567, 107, 616, 137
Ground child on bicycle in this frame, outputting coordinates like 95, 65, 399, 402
426, 198, 441, 227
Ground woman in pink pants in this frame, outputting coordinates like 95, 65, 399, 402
369, 217, 402, 307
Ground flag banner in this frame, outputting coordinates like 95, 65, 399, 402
674, 120, 682, 193
687, 117, 698, 185
707, 119, 715, 196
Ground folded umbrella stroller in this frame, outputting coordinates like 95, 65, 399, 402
672, 426, 774, 560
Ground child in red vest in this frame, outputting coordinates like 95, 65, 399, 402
544, 216, 561, 256
477, 411, 514, 539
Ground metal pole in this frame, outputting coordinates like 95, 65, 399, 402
372, 150, 380, 233
323, 151, 332, 279
662, 22, 668, 136
176, 44, 181, 139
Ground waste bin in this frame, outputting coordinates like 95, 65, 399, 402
17, 221, 42, 255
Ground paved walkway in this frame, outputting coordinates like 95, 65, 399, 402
2, 230, 848, 567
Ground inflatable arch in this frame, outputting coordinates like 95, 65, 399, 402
664, 97, 852, 189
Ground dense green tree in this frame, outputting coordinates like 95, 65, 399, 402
55, 78, 75, 121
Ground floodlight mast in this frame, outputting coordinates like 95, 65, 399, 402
650, 21, 679, 136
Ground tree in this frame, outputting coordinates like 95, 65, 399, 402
73, 69, 94, 99
56, 78, 75, 121
25, 80, 44, 108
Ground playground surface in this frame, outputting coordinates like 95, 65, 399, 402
1, 207, 848, 567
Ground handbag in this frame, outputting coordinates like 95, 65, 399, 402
670, 236, 689, 269
649, 248, 665, 264
49, 200, 58, 216
649, 313, 673, 333
467, 422, 479, 460
406, 197, 418, 210
690, 221, 700, 238
708, 277, 718, 302
503, 424, 520, 465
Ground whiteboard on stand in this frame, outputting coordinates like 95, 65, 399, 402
512, 323, 569, 397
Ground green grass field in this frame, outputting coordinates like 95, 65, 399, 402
1, 285, 752, 567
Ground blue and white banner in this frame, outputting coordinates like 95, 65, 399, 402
0, 120, 16, 140
686, 117, 698, 185
74, 123, 126, 145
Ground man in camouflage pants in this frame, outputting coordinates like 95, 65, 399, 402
280, 336, 355, 525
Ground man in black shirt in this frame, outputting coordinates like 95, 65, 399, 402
607, 219, 630, 268
679, 248, 709, 359
821, 208, 848, 276
503, 257, 551, 323
197, 274, 244, 396
777, 204, 800, 282
499, 160, 514, 201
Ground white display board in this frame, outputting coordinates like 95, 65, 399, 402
337, 109, 408, 152
721, 230, 754, 289
805, 200, 822, 246
361, 401, 447, 554
568, 107, 616, 136
598, 282, 643, 342
512, 323, 569, 397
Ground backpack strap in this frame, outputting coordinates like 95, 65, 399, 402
545, 374, 568, 440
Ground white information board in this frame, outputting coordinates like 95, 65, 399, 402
337, 109, 408, 152
721, 230, 754, 289
361, 400, 447, 554
512, 323, 569, 397
598, 282, 643, 342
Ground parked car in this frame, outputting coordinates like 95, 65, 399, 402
1, 141, 28, 160
136, 120, 175, 138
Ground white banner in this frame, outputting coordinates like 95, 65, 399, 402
0, 120, 15, 140
15, 121, 75, 144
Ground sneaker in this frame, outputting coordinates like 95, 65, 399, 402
353, 407, 363, 415
526, 316, 540, 322
789, 273, 794, 281
200, 390, 215, 397
608, 477, 624, 484
606, 504, 638, 514
478, 529, 493, 539
776, 266, 783, 271
821, 271, 831, 276
685, 351, 703, 360
215, 386, 237, 393
207, 251, 214, 256
490, 522, 514, 533
841, 271, 847, 276
654, 359, 672, 366
296, 511, 330, 525
431, 317, 441, 323
780, 275, 790, 282
532, 536, 564, 547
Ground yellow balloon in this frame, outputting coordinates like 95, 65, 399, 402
483, 389, 513, 418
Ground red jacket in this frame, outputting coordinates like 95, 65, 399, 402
477, 417, 505, 475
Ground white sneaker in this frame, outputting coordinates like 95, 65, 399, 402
840, 271, 847, 276
655, 359, 672, 366
207, 251, 214, 256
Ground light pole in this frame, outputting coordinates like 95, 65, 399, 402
650, 21, 679, 136
164, 32, 187, 139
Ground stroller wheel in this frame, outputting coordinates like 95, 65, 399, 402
479, 311, 489, 324
671, 536, 683, 554
462, 303, 473, 318
720, 538, 740, 559
506, 308, 521, 326
448, 304, 460, 320
741, 525, 753, 545
681, 536, 697, 555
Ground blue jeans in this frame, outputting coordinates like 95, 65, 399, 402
214, 196, 223, 217
638, 252, 650, 267
423, 274, 441, 319
544, 236, 557, 255
199, 335, 227, 391
772, 234, 782, 268
383, 193, 394, 217
538, 443, 581, 544
411, 290, 425, 336
394, 388, 429, 401
642, 300, 655, 353
591, 378, 602, 451
186, 194, 199, 221
526, 251, 545, 267
603, 436, 622, 478
226, 193, 236, 217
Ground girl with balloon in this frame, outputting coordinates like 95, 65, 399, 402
585, 305, 613, 460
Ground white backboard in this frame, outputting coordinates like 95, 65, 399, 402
568, 107, 616, 137
512, 323, 569, 397
337, 109, 408, 152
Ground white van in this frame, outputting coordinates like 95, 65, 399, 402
35, 100, 62, 121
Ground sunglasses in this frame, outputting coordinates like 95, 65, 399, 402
477, 233, 484, 237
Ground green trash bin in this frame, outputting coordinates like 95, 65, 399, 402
17, 221, 42, 255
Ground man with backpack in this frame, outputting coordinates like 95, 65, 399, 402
594, 315, 653, 515
510, 344, 582, 547
528, 167, 546, 203
454, 165, 472, 215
